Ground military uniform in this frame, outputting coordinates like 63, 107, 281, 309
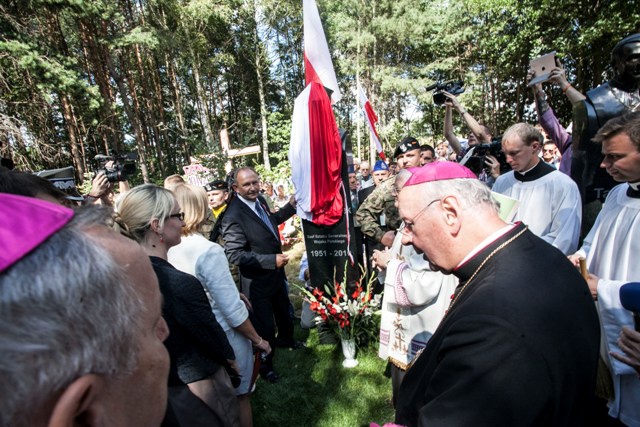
355, 176, 401, 243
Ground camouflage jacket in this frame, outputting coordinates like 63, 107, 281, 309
355, 176, 401, 242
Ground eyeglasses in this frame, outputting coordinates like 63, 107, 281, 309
401, 198, 441, 237
167, 212, 185, 221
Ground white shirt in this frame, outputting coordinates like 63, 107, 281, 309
575, 183, 640, 427
493, 166, 581, 254
168, 233, 248, 332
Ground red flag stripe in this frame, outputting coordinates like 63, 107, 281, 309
304, 53, 322, 87
364, 100, 380, 140
308, 82, 343, 225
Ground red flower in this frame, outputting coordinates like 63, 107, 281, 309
338, 318, 350, 328
312, 288, 324, 298
310, 301, 322, 312
352, 285, 363, 299
334, 283, 344, 299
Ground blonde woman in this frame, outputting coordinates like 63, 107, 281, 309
168, 183, 270, 427
114, 184, 241, 427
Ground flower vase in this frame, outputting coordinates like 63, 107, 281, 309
341, 338, 359, 368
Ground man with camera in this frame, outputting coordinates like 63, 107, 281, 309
573, 34, 640, 238
492, 123, 581, 255
86, 157, 132, 205
442, 91, 501, 186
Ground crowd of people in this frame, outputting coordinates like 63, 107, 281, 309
0, 164, 302, 427
1, 32, 640, 427
349, 32, 640, 427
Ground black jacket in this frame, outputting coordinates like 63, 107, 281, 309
395, 224, 600, 427
221, 195, 295, 299
150, 256, 235, 385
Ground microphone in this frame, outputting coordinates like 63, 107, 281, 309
425, 82, 439, 92
620, 282, 640, 332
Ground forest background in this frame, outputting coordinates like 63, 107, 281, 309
1, 0, 639, 185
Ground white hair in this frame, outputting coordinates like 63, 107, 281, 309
0, 206, 142, 426
417, 178, 499, 214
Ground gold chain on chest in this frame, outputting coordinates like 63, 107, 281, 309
405, 226, 528, 372
447, 226, 528, 312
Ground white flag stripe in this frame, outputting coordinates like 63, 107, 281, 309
303, 0, 341, 104
289, 84, 313, 221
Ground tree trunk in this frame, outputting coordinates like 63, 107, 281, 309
166, 55, 190, 165
188, 40, 215, 150
103, 42, 151, 182
78, 21, 119, 153
60, 94, 85, 182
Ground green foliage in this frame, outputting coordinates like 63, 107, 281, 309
2, 0, 639, 179
266, 111, 291, 164
111, 27, 160, 49
0, 40, 100, 107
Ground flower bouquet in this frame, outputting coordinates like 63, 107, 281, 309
297, 270, 382, 346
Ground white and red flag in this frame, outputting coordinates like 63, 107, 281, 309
289, 82, 343, 226
303, 0, 341, 105
358, 86, 386, 161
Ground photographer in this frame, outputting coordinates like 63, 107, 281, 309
85, 163, 130, 206
87, 155, 134, 205
443, 92, 501, 185
528, 63, 586, 176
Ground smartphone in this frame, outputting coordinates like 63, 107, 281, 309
528, 52, 557, 86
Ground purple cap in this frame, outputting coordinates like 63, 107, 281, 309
0, 193, 74, 273
404, 162, 476, 187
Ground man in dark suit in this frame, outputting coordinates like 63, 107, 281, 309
221, 167, 299, 383
394, 162, 600, 427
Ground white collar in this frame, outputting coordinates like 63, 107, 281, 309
518, 160, 540, 175
238, 194, 260, 213
456, 223, 517, 269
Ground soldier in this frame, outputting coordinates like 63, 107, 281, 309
205, 179, 230, 243
356, 136, 421, 248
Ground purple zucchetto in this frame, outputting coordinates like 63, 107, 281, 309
0, 193, 74, 273
404, 162, 476, 187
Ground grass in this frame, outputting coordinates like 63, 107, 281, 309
252, 327, 394, 427
252, 239, 395, 427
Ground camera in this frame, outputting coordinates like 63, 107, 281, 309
94, 152, 137, 183
426, 80, 465, 105
460, 138, 511, 177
